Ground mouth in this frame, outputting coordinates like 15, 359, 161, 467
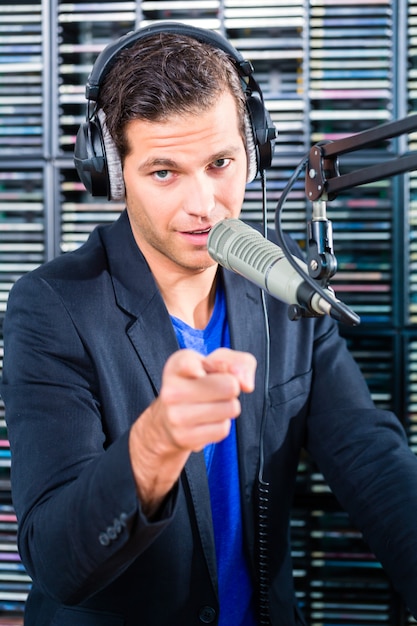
187, 227, 211, 235
180, 226, 212, 245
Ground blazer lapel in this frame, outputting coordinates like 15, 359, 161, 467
222, 268, 268, 563
127, 301, 178, 394
101, 211, 179, 394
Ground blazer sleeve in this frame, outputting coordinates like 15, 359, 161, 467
1, 272, 178, 605
305, 319, 417, 618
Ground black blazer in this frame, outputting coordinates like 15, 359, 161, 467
3, 210, 417, 626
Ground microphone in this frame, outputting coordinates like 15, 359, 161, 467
207, 219, 360, 325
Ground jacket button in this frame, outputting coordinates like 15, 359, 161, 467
198, 606, 216, 623
107, 525, 117, 540
98, 532, 110, 546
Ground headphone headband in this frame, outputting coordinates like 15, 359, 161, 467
86, 22, 255, 103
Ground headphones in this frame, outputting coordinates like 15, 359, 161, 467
74, 22, 277, 200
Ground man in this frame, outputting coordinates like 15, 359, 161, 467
2, 22, 417, 626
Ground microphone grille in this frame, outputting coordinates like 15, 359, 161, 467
208, 219, 283, 274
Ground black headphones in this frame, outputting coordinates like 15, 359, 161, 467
74, 22, 277, 200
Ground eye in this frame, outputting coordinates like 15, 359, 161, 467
211, 158, 231, 170
153, 170, 172, 181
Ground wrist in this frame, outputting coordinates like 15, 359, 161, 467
128, 407, 188, 518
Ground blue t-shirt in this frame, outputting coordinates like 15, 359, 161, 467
170, 282, 257, 625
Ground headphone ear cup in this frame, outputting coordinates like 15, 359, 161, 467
74, 117, 109, 198
74, 112, 124, 200
245, 92, 276, 175
244, 112, 258, 183
96, 110, 125, 201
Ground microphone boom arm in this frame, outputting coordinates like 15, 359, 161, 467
306, 113, 417, 202
302, 113, 417, 291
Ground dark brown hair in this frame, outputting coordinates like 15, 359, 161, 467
97, 32, 247, 162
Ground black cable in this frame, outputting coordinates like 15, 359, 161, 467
254, 151, 359, 624
274, 152, 360, 326
257, 169, 272, 625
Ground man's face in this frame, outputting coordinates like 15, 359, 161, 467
122, 90, 248, 277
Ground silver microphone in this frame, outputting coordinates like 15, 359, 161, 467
208, 219, 342, 320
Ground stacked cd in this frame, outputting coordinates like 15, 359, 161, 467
0, 3, 44, 157
0, 167, 45, 315
291, 503, 394, 625
0, 162, 46, 621
309, 0, 393, 137
404, 10, 417, 594
0, 3, 48, 620
406, 336, 417, 460
0, 392, 29, 617
141, 0, 221, 27
56, 2, 136, 252
0, 504, 31, 617
58, 166, 124, 252
308, 0, 395, 326
224, 0, 308, 239
326, 184, 393, 325
57, 2, 137, 154
408, 0, 417, 325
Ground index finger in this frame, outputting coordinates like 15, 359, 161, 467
163, 349, 207, 380
203, 348, 257, 393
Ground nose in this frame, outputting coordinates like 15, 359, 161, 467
183, 173, 216, 218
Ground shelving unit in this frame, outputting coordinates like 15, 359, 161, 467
0, 0, 416, 623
